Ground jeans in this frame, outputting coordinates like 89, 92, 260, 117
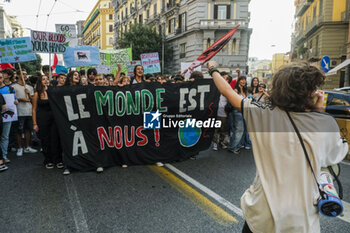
228, 109, 245, 151
0, 121, 11, 159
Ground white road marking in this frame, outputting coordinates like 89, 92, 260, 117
338, 201, 350, 223
165, 163, 244, 218
340, 160, 350, 166
64, 176, 90, 233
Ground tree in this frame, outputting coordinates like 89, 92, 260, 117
118, 24, 173, 64
13, 54, 42, 75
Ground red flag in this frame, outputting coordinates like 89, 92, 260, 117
189, 25, 240, 71
0, 63, 14, 70
52, 53, 58, 70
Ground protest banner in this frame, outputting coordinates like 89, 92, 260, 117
48, 80, 220, 171
181, 62, 202, 79
2, 94, 18, 122
31, 30, 67, 54
55, 24, 78, 47
0, 37, 36, 63
127, 60, 141, 77
100, 48, 132, 75
96, 65, 111, 74
141, 52, 161, 74
64, 46, 100, 68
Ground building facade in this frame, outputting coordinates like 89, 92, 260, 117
82, 0, 115, 49
271, 53, 289, 73
112, 0, 252, 74
0, 6, 23, 39
76, 20, 85, 46
291, 0, 349, 88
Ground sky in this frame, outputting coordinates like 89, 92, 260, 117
3, 0, 295, 63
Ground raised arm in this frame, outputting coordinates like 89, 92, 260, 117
207, 61, 243, 112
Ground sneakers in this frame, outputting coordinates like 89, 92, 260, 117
45, 163, 54, 169
0, 163, 8, 172
10, 147, 17, 152
56, 163, 64, 169
4, 158, 10, 163
96, 167, 104, 173
221, 144, 228, 149
156, 162, 164, 167
122, 164, 128, 168
244, 146, 251, 150
229, 149, 240, 154
63, 168, 71, 175
16, 148, 23, 156
24, 147, 38, 153
212, 143, 218, 151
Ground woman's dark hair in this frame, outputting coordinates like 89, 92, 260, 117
65, 71, 80, 86
35, 75, 47, 96
87, 68, 97, 76
79, 70, 86, 76
133, 65, 144, 77
234, 76, 247, 96
250, 77, 259, 94
268, 63, 325, 112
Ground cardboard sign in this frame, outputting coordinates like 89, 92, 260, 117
100, 48, 132, 75
31, 30, 67, 54
55, 24, 78, 47
141, 52, 161, 74
0, 37, 36, 63
96, 65, 111, 74
2, 94, 18, 122
127, 60, 141, 77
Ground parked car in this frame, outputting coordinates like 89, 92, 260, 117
325, 90, 350, 119
334, 86, 350, 93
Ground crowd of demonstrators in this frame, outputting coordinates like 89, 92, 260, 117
0, 62, 269, 174
208, 60, 348, 233
0, 93, 7, 171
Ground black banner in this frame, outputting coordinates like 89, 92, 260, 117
48, 80, 220, 171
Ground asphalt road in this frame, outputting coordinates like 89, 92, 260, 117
1, 147, 350, 233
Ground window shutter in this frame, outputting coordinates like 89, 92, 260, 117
168, 19, 171, 33
214, 5, 218, 19
226, 5, 231, 19
178, 14, 182, 30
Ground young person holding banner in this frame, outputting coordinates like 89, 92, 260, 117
32, 75, 63, 169
207, 61, 348, 233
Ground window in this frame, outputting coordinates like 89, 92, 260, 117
214, 5, 230, 19
154, 4, 157, 16
319, 0, 323, 16
109, 25, 113, 32
168, 18, 175, 33
179, 12, 187, 33
147, 9, 150, 19
109, 14, 113, 20
180, 43, 186, 58
313, 6, 316, 21
315, 35, 319, 56
207, 38, 211, 49
232, 38, 236, 53
139, 14, 143, 24
126, 7, 128, 17
122, 12, 124, 20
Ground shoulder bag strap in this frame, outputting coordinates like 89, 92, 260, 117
286, 111, 326, 198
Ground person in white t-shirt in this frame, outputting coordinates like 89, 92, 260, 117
12, 69, 38, 156
207, 61, 348, 233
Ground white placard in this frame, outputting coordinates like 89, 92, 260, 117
2, 94, 18, 122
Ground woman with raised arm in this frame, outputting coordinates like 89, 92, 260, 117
207, 61, 348, 233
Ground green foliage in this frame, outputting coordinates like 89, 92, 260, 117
297, 45, 308, 57
118, 24, 173, 63
13, 54, 42, 75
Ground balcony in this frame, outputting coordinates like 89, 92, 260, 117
199, 19, 247, 30
164, 2, 180, 17
146, 14, 160, 25
295, 0, 313, 17
294, 16, 323, 45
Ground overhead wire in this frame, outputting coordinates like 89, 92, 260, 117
57, 0, 88, 13
45, 0, 58, 30
35, 0, 42, 29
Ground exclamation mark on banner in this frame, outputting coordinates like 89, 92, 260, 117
154, 129, 160, 147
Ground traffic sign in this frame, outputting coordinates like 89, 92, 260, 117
321, 56, 330, 73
